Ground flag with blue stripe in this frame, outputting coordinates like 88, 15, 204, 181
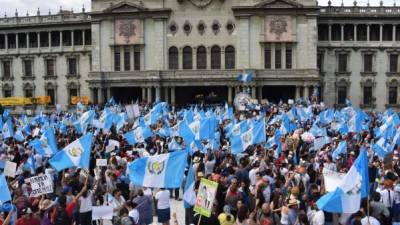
0, 174, 11, 203
184, 164, 196, 208
128, 150, 188, 188
236, 72, 253, 82
24, 155, 36, 175
372, 136, 394, 159
317, 149, 369, 213
49, 133, 93, 171
2, 119, 13, 139
30, 127, 59, 156
123, 126, 153, 145
332, 141, 346, 160
231, 119, 265, 154
13, 128, 24, 142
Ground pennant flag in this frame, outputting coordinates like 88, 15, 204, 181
49, 133, 93, 171
184, 164, 196, 208
128, 150, 188, 188
0, 174, 11, 203
236, 72, 253, 82
317, 149, 369, 213
123, 126, 153, 145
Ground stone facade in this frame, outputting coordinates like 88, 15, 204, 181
0, 0, 398, 112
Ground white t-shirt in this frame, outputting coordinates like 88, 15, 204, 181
361, 216, 380, 225
155, 190, 170, 210
128, 209, 140, 224
311, 210, 325, 225
112, 195, 126, 216
79, 191, 93, 213
249, 168, 259, 186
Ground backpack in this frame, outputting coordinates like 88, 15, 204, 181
53, 206, 71, 225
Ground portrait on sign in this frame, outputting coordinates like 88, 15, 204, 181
115, 19, 141, 45
265, 16, 293, 42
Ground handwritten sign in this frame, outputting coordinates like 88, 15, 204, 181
4, 161, 17, 178
29, 174, 53, 197
96, 159, 107, 167
92, 206, 113, 220
322, 168, 346, 192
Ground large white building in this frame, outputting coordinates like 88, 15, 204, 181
0, 0, 399, 112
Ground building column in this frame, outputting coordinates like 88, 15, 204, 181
16, 33, 19, 49
257, 86, 263, 102
71, 30, 74, 47
328, 24, 332, 41
393, 25, 397, 42
141, 87, 146, 102
97, 88, 103, 104
367, 24, 370, 41
354, 24, 357, 41
206, 46, 211, 70
251, 86, 256, 99
171, 87, 176, 106
106, 88, 111, 101
164, 87, 169, 103
5, 34, 8, 50
178, 47, 183, 70
193, 47, 197, 70
60, 31, 63, 47
82, 29, 85, 47
295, 86, 301, 100
155, 87, 160, 102
26, 33, 29, 48
341, 24, 344, 41
304, 86, 310, 99
147, 87, 152, 103
37, 32, 40, 49
379, 24, 383, 42
221, 48, 225, 69
234, 86, 240, 94
228, 86, 233, 105
48, 32, 51, 47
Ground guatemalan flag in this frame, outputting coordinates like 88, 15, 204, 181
184, 164, 196, 208
332, 141, 347, 160
49, 133, 93, 171
2, 119, 13, 139
30, 127, 59, 156
123, 126, 153, 145
231, 119, 266, 154
128, 150, 188, 188
236, 72, 253, 83
0, 174, 11, 204
317, 149, 369, 213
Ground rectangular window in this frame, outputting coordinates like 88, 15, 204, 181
338, 54, 347, 72
285, 44, 292, 69
24, 60, 32, 77
24, 89, 33, 98
337, 87, 347, 105
134, 50, 140, 71
317, 53, 324, 72
3, 90, 11, 98
124, 48, 130, 71
46, 59, 55, 76
275, 44, 282, 69
390, 54, 398, 73
2, 61, 11, 78
114, 48, 121, 71
47, 89, 55, 105
389, 87, 398, 105
69, 88, 78, 104
68, 58, 77, 75
363, 54, 373, 73
264, 44, 271, 69
363, 86, 373, 105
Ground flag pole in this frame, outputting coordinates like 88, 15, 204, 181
197, 215, 202, 225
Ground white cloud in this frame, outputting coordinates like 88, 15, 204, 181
0, 0, 394, 17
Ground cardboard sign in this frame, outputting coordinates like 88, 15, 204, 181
322, 168, 346, 192
4, 161, 17, 178
96, 159, 107, 167
194, 178, 219, 218
29, 174, 53, 197
92, 206, 113, 220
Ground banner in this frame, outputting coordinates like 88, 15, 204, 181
322, 168, 346, 192
29, 174, 53, 197
194, 178, 218, 218
34, 96, 51, 105
71, 96, 90, 105
0, 97, 32, 106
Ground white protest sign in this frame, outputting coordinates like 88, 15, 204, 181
96, 159, 107, 167
322, 168, 346, 192
4, 161, 17, 178
29, 174, 53, 197
92, 206, 113, 220
105, 139, 120, 153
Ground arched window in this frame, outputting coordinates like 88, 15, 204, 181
168, 47, 178, 70
211, 46, 221, 69
225, 46, 235, 69
196, 46, 207, 69
183, 46, 193, 69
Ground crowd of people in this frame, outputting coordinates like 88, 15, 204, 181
0, 97, 399, 225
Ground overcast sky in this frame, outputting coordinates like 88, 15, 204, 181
0, 0, 391, 17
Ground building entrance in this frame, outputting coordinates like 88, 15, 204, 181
175, 86, 228, 106
111, 87, 142, 104
262, 86, 295, 103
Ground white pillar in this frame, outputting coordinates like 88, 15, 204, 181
16, 33, 19, 49
141, 87, 146, 102
393, 25, 396, 42
71, 30, 74, 47
304, 86, 310, 99
155, 87, 160, 102
82, 30, 86, 47
367, 24, 370, 41
98, 88, 103, 104
295, 86, 301, 100
37, 32, 40, 49
147, 87, 152, 103
341, 24, 344, 41
171, 87, 176, 106
60, 31, 63, 47
328, 24, 332, 41
164, 87, 169, 103
354, 24, 357, 41
48, 32, 51, 47
379, 24, 383, 42
5, 34, 8, 50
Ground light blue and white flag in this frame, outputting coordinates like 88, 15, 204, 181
236, 72, 253, 82
128, 150, 188, 188
0, 174, 11, 203
317, 149, 369, 213
49, 133, 93, 171
2, 119, 13, 139
184, 164, 196, 208
123, 126, 153, 145
348, 112, 363, 134
332, 141, 347, 160
372, 136, 394, 159
24, 155, 36, 175
30, 127, 59, 156
13, 128, 24, 142
231, 120, 266, 154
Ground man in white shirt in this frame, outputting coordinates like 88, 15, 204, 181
155, 188, 171, 225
